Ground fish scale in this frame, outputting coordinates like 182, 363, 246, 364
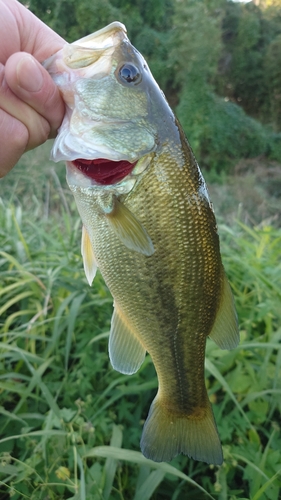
73, 143, 221, 422
44, 21, 239, 464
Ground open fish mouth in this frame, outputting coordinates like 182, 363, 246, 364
67, 154, 153, 192
72, 158, 137, 185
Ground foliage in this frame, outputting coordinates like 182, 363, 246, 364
217, 1, 266, 117
168, 0, 223, 88
170, 0, 281, 171
0, 146, 281, 499
264, 34, 281, 130
25, 0, 173, 43
215, 0, 281, 130
177, 86, 281, 173
1, 2, 281, 497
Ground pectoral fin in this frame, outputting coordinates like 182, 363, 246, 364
106, 199, 154, 256
209, 273, 239, 350
81, 225, 97, 286
109, 303, 146, 375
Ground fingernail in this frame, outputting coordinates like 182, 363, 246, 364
16, 55, 44, 92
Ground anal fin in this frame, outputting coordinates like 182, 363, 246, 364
209, 272, 239, 350
81, 225, 97, 286
109, 303, 146, 375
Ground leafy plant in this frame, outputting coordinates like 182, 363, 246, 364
1, 145, 281, 499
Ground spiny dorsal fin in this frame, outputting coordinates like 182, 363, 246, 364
109, 303, 146, 375
81, 225, 97, 285
106, 199, 154, 256
208, 272, 239, 350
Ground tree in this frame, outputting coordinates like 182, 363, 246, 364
253, 0, 281, 6
20, 0, 281, 170
264, 34, 281, 129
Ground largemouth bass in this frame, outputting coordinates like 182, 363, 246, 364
44, 22, 239, 465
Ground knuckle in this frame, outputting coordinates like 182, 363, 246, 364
0, 110, 29, 176
26, 116, 51, 150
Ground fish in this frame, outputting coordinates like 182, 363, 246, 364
44, 22, 239, 465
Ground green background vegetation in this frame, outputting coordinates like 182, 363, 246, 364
1, 0, 281, 499
26, 0, 281, 173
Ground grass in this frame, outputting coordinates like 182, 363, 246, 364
0, 145, 281, 499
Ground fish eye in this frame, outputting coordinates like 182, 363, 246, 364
118, 64, 142, 85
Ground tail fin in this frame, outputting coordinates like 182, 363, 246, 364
140, 396, 223, 465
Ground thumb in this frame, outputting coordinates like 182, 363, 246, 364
5, 52, 65, 142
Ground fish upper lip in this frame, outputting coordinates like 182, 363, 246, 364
65, 151, 139, 162
69, 157, 132, 163
69, 156, 139, 166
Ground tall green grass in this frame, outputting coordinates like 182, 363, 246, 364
0, 147, 280, 499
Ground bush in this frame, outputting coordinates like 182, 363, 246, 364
176, 81, 281, 173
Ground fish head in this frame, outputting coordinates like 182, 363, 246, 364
44, 22, 173, 190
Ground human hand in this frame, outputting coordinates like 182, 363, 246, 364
0, 0, 66, 177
